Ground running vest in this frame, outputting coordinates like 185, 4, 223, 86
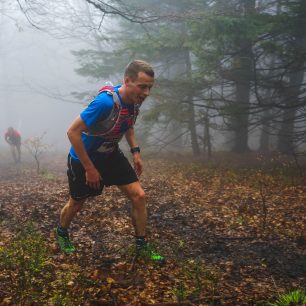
85, 85, 139, 137
70, 85, 141, 159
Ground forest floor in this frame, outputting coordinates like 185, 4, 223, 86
0, 152, 305, 305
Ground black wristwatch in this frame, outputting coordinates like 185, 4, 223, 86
130, 146, 140, 154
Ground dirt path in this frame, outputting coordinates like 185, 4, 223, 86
0, 157, 305, 305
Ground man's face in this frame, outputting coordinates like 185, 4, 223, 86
125, 71, 154, 105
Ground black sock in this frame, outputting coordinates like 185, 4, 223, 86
135, 236, 146, 248
57, 225, 68, 236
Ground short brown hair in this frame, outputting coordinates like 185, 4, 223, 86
124, 60, 154, 80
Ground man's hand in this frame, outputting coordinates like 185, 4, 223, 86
133, 153, 143, 176
85, 166, 102, 189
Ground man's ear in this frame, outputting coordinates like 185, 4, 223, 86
124, 76, 131, 86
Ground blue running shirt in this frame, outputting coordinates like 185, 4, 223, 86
69, 86, 136, 161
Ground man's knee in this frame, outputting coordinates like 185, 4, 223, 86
131, 189, 146, 205
68, 197, 86, 212
119, 183, 146, 205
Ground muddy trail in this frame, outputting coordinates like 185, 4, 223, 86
0, 155, 305, 305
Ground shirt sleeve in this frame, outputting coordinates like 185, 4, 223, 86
80, 92, 113, 128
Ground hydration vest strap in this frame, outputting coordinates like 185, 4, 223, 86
98, 85, 114, 94
98, 87, 121, 126
86, 86, 122, 136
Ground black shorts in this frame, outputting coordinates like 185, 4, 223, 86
9, 138, 21, 146
67, 149, 138, 200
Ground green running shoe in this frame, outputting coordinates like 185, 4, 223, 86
56, 227, 76, 254
137, 243, 165, 264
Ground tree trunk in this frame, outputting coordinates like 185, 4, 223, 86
259, 111, 271, 152
277, 38, 306, 153
203, 113, 212, 158
231, 0, 255, 152
184, 46, 200, 156
277, 66, 305, 153
188, 98, 201, 155
232, 79, 251, 152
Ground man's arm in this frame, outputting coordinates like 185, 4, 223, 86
125, 127, 143, 176
67, 115, 101, 189
5, 134, 11, 145
125, 127, 138, 149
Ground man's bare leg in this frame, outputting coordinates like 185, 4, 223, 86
16, 145, 21, 162
56, 197, 86, 253
10, 145, 17, 163
118, 181, 165, 263
60, 197, 86, 229
117, 181, 147, 237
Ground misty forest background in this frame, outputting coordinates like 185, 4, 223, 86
0, 1, 305, 306
1, 0, 306, 156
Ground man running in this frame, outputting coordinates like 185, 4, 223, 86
56, 60, 164, 263
5, 127, 21, 163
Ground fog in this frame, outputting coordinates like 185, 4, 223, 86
1, 1, 305, 158
0, 11, 95, 151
